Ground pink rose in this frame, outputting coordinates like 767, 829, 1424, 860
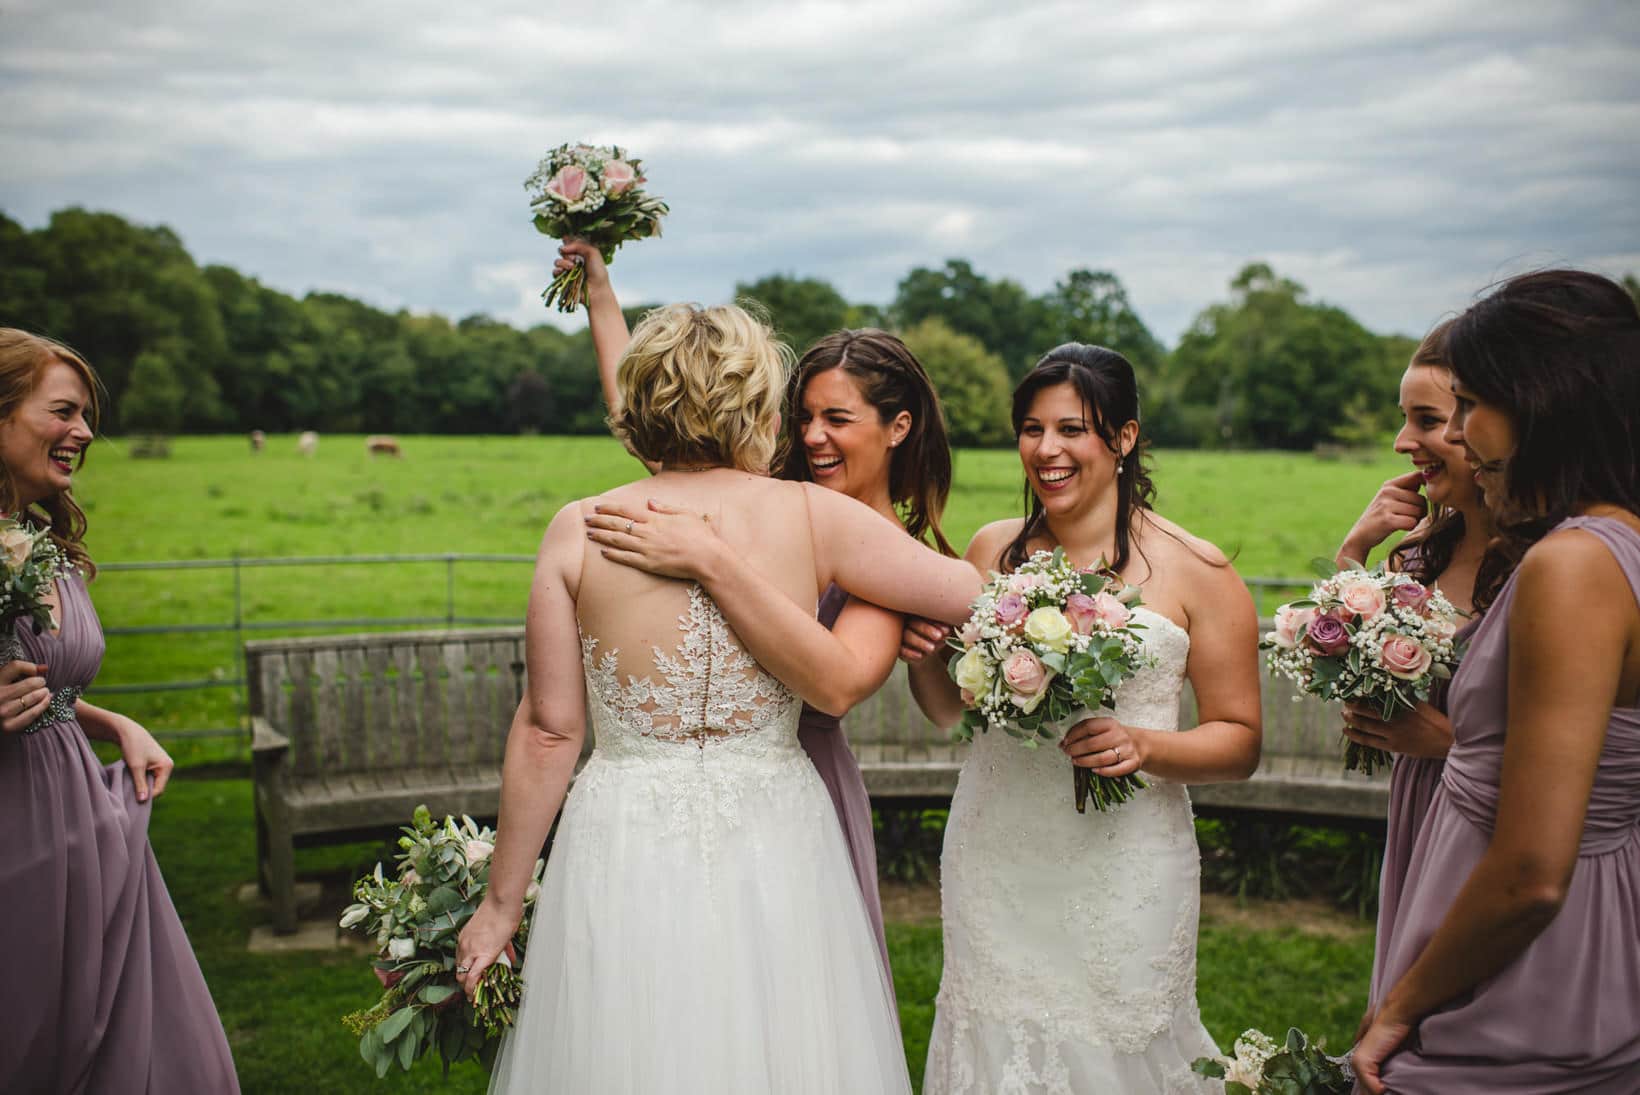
1064, 593, 1099, 635
1305, 613, 1351, 656
1271, 604, 1317, 650
1338, 580, 1386, 621
601, 159, 639, 195
1379, 635, 1433, 679
1391, 581, 1432, 613
546, 165, 589, 203
1007, 572, 1040, 595
1426, 615, 1458, 642
958, 619, 983, 646
959, 687, 976, 705
1090, 592, 1131, 629
464, 838, 494, 865
1001, 648, 1048, 698
995, 593, 1029, 629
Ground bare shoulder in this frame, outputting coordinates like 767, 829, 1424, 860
1137, 510, 1233, 573
1516, 526, 1630, 602
966, 519, 1023, 570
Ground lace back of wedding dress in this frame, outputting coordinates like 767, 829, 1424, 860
579, 583, 799, 750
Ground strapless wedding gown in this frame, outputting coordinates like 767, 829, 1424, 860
488, 584, 911, 1094
925, 607, 1219, 1094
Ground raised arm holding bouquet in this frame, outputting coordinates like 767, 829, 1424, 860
525, 143, 667, 312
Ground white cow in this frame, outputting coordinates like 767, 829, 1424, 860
297, 431, 319, 457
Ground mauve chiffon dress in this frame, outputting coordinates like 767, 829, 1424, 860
0, 572, 239, 1094
797, 583, 892, 994
1374, 515, 1640, 1092
1367, 614, 1482, 1006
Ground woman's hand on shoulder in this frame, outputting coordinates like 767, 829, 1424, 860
1342, 700, 1452, 760
584, 498, 727, 583
0, 659, 51, 733
1338, 470, 1426, 567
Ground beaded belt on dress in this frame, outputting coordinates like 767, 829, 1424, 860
21, 686, 84, 735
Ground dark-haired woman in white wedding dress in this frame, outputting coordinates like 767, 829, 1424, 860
454, 302, 980, 1094
903, 346, 1262, 1094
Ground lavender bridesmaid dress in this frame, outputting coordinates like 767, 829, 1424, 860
797, 583, 892, 994
1375, 516, 1640, 1092
0, 573, 239, 1094
1367, 615, 1481, 1006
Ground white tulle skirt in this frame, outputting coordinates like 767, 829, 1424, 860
488, 741, 911, 1094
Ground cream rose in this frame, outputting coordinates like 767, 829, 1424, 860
0, 528, 34, 569
1023, 607, 1074, 652
1338, 580, 1387, 621
387, 936, 417, 960
953, 647, 994, 696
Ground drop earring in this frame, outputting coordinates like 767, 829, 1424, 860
1117, 459, 1125, 476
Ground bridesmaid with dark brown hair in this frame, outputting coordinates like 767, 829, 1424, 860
0, 329, 239, 1094
557, 240, 957, 989
1354, 271, 1640, 1092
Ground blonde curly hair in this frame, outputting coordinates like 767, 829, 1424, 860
611, 303, 792, 472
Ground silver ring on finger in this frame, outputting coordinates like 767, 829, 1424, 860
455, 964, 471, 973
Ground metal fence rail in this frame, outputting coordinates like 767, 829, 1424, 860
86, 554, 1310, 743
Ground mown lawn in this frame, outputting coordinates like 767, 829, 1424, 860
72, 434, 1406, 755
153, 779, 1371, 1094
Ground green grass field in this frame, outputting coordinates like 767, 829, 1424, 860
73, 434, 1407, 752
71, 435, 1389, 1092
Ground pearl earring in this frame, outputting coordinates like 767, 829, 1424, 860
1117, 459, 1124, 475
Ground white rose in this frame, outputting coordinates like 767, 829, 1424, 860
0, 528, 34, 569
524, 880, 541, 903
952, 647, 994, 697
1022, 607, 1073, 653
338, 904, 370, 929
464, 839, 494, 865
387, 936, 416, 960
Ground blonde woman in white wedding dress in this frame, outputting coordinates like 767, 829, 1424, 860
454, 303, 979, 1094
903, 346, 1263, 1094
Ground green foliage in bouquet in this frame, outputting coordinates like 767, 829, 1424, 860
525, 142, 668, 312
0, 517, 71, 643
339, 806, 544, 1078
1193, 1026, 1352, 1095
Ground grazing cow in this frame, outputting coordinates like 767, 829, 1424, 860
366, 435, 403, 458
249, 429, 266, 452
297, 431, 319, 457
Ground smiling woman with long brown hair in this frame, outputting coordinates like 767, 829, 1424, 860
0, 329, 239, 1094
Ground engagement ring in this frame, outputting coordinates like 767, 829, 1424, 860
626, 519, 635, 534
455, 964, 471, 973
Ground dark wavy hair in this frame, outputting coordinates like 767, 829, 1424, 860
775, 329, 955, 555
1001, 345, 1157, 574
1446, 269, 1640, 600
0, 329, 101, 577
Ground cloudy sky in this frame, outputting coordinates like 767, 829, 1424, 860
4, 0, 1637, 343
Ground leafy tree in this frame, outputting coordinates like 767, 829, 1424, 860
119, 350, 186, 434
734, 274, 850, 356
898, 318, 1013, 447
1168, 263, 1392, 450
1034, 268, 1166, 378
1624, 272, 1639, 312
894, 260, 1047, 378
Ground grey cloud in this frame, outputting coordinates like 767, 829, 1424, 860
3, 0, 1637, 342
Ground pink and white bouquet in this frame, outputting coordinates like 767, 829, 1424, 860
948, 547, 1154, 813
340, 806, 545, 1077
0, 515, 71, 663
1263, 560, 1465, 776
525, 142, 668, 312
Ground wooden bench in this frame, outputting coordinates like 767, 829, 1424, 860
249, 626, 1382, 932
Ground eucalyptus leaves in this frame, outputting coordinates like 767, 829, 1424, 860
340, 806, 544, 1077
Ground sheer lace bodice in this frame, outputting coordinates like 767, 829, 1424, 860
580, 583, 801, 756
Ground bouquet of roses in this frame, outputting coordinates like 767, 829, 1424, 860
1192, 1027, 1352, 1094
340, 806, 545, 1077
1263, 559, 1464, 776
525, 142, 668, 312
948, 547, 1154, 813
0, 516, 71, 663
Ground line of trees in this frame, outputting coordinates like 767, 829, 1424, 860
6, 207, 1634, 449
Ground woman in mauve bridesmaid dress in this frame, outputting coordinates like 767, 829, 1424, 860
1354, 271, 1640, 1093
0, 329, 238, 1095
